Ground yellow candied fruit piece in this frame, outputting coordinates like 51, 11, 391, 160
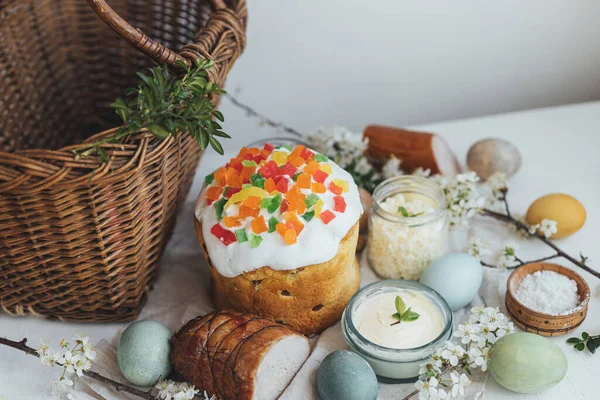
320, 163, 332, 174
314, 199, 324, 218
271, 151, 288, 166
224, 187, 268, 209
333, 179, 349, 192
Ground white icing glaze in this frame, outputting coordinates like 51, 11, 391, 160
195, 147, 362, 278
353, 290, 445, 349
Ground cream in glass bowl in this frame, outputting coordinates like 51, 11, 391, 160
342, 280, 452, 381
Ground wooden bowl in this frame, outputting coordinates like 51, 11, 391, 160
505, 263, 590, 337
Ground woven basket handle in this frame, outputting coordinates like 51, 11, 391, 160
85, 0, 227, 66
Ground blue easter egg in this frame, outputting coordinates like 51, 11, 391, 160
117, 320, 172, 387
317, 350, 378, 400
420, 252, 482, 311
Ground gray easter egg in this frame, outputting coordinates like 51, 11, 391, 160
117, 320, 172, 387
317, 350, 378, 400
467, 138, 521, 180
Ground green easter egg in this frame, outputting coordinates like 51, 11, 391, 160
117, 320, 172, 387
489, 332, 567, 393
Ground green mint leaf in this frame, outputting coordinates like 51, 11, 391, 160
567, 337, 582, 344
205, 173, 215, 186
398, 206, 409, 217
395, 295, 406, 316
575, 342, 585, 351
235, 229, 248, 243
403, 309, 420, 322
582, 332, 589, 340
392, 313, 402, 321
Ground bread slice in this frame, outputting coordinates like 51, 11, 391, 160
195, 219, 360, 336
171, 312, 310, 400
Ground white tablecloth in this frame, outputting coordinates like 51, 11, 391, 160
2, 102, 600, 399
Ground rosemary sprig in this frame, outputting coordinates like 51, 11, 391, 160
390, 295, 420, 326
74, 58, 229, 161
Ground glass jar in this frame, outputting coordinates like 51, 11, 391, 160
368, 176, 448, 280
342, 280, 453, 381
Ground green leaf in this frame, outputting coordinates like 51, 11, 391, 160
402, 308, 420, 322
395, 295, 406, 316
147, 123, 170, 140
582, 332, 589, 340
575, 342, 585, 351
587, 340, 596, 354
567, 337, 582, 344
235, 229, 248, 243
212, 110, 225, 122
398, 206, 409, 217
209, 135, 224, 155
392, 313, 402, 321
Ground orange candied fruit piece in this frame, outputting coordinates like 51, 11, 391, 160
286, 186, 305, 202
276, 222, 287, 237
311, 182, 326, 193
225, 169, 242, 188
329, 181, 343, 195
290, 156, 306, 168
284, 228, 297, 245
247, 147, 260, 156
237, 146, 249, 158
288, 145, 306, 160
243, 195, 262, 209
284, 213, 304, 234
214, 167, 227, 186
206, 186, 224, 201
303, 160, 320, 175
296, 173, 311, 189
288, 198, 306, 214
264, 178, 277, 193
223, 216, 242, 228
239, 205, 260, 219
241, 166, 255, 181
251, 215, 268, 234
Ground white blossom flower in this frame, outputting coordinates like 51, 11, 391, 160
453, 321, 481, 344
440, 341, 465, 366
497, 241, 520, 268
469, 346, 491, 371
465, 237, 492, 260
54, 376, 74, 391
450, 371, 471, 397
469, 306, 486, 323
539, 218, 558, 239
382, 154, 403, 179
416, 377, 447, 400
73, 333, 96, 361
59, 338, 69, 348
413, 167, 431, 178
434, 172, 485, 227
156, 380, 200, 400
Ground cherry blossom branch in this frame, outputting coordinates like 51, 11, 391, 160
480, 193, 599, 279
0, 337, 159, 400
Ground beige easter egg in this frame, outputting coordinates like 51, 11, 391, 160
526, 193, 586, 238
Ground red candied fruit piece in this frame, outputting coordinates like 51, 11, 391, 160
333, 196, 347, 213
260, 160, 281, 179
253, 155, 264, 164
320, 210, 336, 225
313, 169, 329, 184
281, 162, 297, 178
280, 199, 290, 213
229, 158, 243, 172
329, 182, 343, 195
276, 177, 289, 193
243, 152, 254, 160
224, 187, 241, 199
210, 223, 237, 245
300, 147, 315, 160
264, 142, 274, 151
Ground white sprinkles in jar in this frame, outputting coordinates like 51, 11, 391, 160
368, 193, 448, 280
514, 270, 580, 315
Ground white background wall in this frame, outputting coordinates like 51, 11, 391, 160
218, 0, 600, 151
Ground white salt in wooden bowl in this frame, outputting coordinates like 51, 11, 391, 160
505, 263, 590, 337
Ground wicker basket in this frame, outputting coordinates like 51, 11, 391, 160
0, 0, 247, 321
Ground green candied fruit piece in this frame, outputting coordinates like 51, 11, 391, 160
250, 172, 262, 181
267, 193, 283, 213
235, 229, 248, 243
214, 198, 227, 221
253, 176, 265, 189
261, 197, 271, 209
205, 173, 215, 186
242, 183, 253, 189
301, 210, 315, 222
280, 144, 293, 151
314, 154, 328, 163
242, 160, 258, 167
249, 234, 263, 248
292, 172, 301, 182
304, 193, 320, 209
268, 216, 278, 233
222, 186, 231, 197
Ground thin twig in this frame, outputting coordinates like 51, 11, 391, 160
223, 93, 305, 138
0, 337, 158, 400
401, 389, 419, 400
